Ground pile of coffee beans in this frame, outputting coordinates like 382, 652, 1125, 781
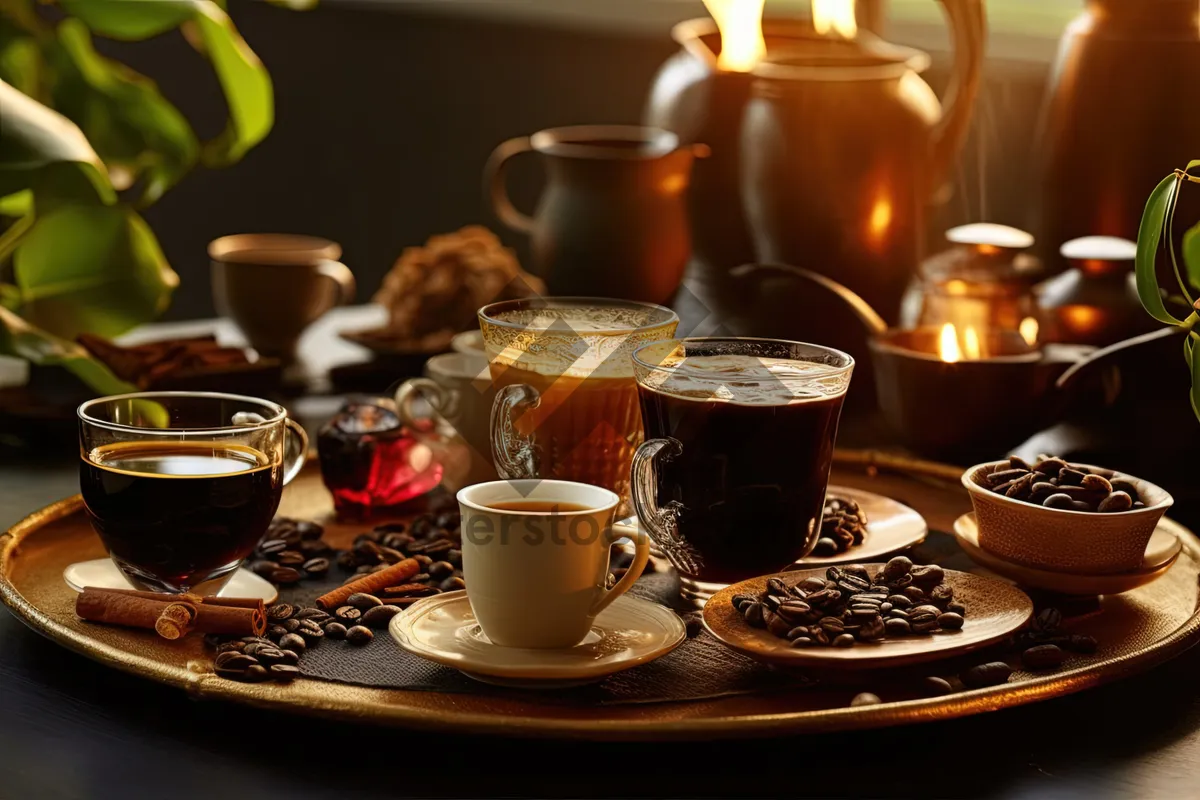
812, 496, 869, 556
734, 557, 966, 647
213, 507, 466, 683
251, 510, 465, 600
207, 593, 403, 683
982, 455, 1145, 513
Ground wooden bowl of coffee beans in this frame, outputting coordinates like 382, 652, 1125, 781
962, 456, 1173, 575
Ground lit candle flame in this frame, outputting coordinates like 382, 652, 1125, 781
1019, 317, 1039, 347
702, 0, 766, 72
963, 325, 982, 361
938, 323, 962, 363
813, 0, 858, 39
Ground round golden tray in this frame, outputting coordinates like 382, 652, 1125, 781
3, 451, 1199, 741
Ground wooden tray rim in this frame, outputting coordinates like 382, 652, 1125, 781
3, 450, 1199, 741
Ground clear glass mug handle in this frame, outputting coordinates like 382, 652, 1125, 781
630, 437, 703, 576
232, 411, 307, 486
282, 419, 308, 485
490, 383, 540, 479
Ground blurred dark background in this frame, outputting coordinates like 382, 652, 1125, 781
100, 0, 1054, 321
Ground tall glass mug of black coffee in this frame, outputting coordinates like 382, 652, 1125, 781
76, 392, 308, 594
631, 338, 854, 603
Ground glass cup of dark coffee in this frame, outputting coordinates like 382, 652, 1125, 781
630, 338, 853, 603
75, 392, 308, 594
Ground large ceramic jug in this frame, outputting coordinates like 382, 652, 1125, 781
741, 1, 986, 325
1034, 0, 1200, 272
485, 125, 703, 305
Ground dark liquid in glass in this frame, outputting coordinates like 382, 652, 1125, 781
638, 370, 845, 583
80, 441, 281, 591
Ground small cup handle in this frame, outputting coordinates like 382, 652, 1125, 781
395, 377, 459, 427
282, 418, 309, 486
315, 259, 356, 308
490, 383, 540, 479
590, 521, 649, 617
631, 437, 702, 576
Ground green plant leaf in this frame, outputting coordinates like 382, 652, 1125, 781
1192, 328, 1200, 424
189, 5, 273, 166
0, 24, 41, 98
56, 0, 197, 40
13, 203, 178, 339
0, 189, 31, 216
0, 78, 115, 204
0, 283, 18, 310
0, 305, 135, 394
1136, 173, 1188, 326
265, 0, 319, 9
50, 20, 198, 205
1184, 219, 1200, 293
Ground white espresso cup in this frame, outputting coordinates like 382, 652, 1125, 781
457, 479, 650, 649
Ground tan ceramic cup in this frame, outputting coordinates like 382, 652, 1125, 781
210, 234, 356, 363
457, 479, 649, 648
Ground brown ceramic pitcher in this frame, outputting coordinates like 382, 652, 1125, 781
484, 125, 705, 305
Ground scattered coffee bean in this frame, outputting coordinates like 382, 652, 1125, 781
1022, 644, 1066, 670
937, 612, 964, 631
346, 625, 373, 646
270, 567, 303, 585
361, 605, 402, 629
334, 606, 361, 623
850, 692, 881, 707
266, 603, 296, 622
922, 676, 954, 696
1098, 492, 1132, 512
302, 557, 330, 576
324, 622, 347, 640
681, 611, 703, 638
279, 633, 306, 653
1065, 634, 1098, 654
961, 662, 1013, 688
269, 664, 300, 682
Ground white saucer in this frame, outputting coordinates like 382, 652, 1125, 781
953, 513, 1183, 596
63, 558, 278, 603
389, 590, 686, 688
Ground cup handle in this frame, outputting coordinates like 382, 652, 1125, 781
631, 437, 702, 576
316, 260, 356, 307
484, 136, 536, 234
590, 521, 650, 618
490, 383, 540, 479
395, 377, 460, 427
282, 418, 309, 486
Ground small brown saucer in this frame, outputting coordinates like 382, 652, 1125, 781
953, 513, 1183, 596
703, 566, 1033, 670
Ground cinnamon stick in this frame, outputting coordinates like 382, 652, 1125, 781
76, 588, 265, 637
155, 602, 198, 640
315, 558, 420, 609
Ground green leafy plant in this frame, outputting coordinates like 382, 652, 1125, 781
0, 0, 303, 393
1135, 160, 1200, 420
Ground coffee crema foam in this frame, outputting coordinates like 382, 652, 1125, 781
639, 354, 848, 405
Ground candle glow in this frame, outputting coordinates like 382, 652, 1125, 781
702, 0, 766, 72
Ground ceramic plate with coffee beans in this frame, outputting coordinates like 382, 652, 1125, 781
795, 487, 928, 566
703, 559, 1033, 670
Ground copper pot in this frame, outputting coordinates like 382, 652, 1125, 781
741, 2, 986, 323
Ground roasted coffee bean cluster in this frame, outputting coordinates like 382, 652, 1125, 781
207, 594, 402, 682
247, 518, 336, 586
734, 557, 966, 647
251, 511, 465, 600
335, 511, 465, 600
983, 455, 1145, 513
812, 496, 868, 557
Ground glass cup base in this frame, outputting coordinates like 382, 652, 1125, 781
63, 558, 278, 601
678, 576, 732, 608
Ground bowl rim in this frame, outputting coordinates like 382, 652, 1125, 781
961, 460, 1174, 518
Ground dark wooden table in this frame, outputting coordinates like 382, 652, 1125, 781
3, 448, 1200, 799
